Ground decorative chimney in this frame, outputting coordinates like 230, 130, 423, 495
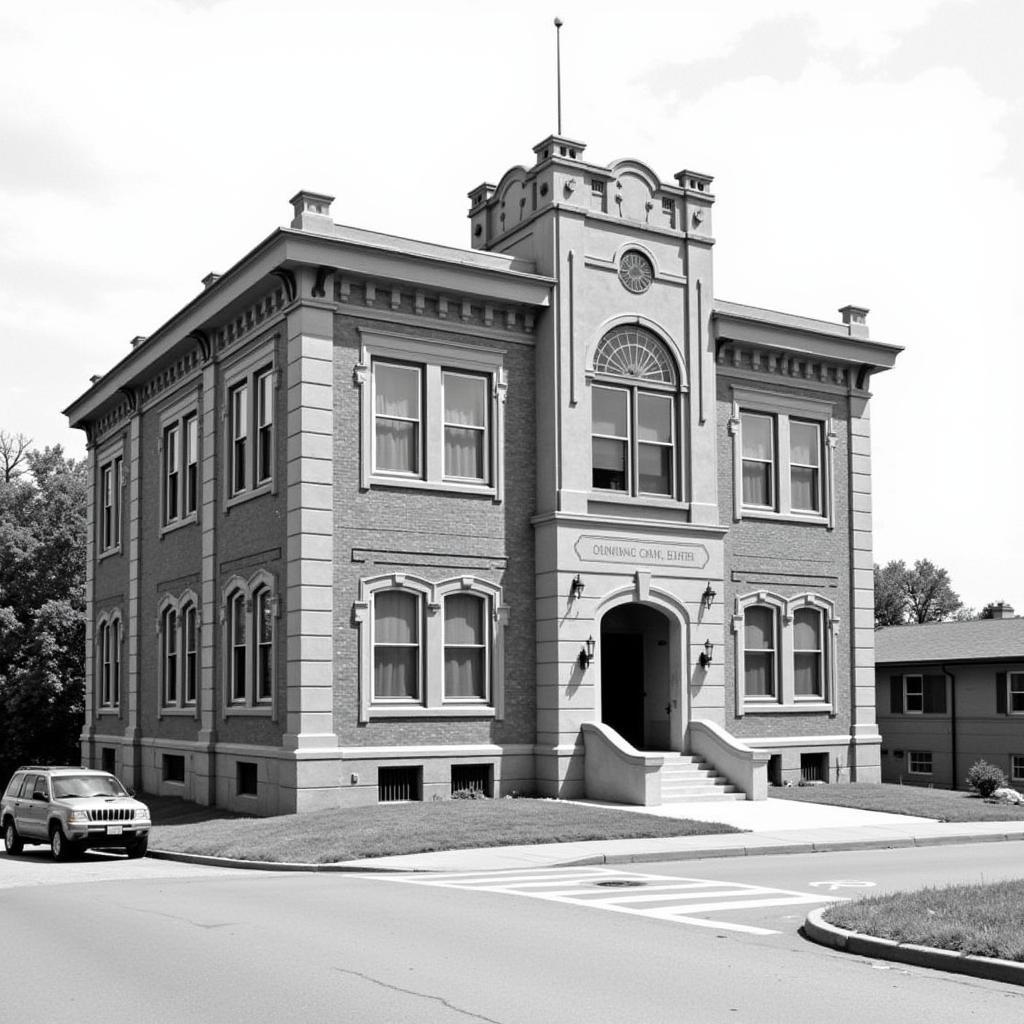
130, 335, 148, 349
289, 191, 335, 232
202, 272, 221, 289
839, 305, 870, 339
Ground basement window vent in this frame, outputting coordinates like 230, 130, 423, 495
162, 754, 185, 784
451, 764, 492, 798
800, 753, 828, 783
378, 766, 422, 803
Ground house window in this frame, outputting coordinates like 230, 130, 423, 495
730, 389, 834, 525
591, 326, 679, 498
227, 360, 275, 501
99, 456, 123, 553
443, 372, 488, 482
160, 596, 199, 709
163, 412, 199, 527
741, 412, 823, 515
444, 593, 488, 700
891, 675, 946, 714
357, 573, 507, 721
1011, 673, 1024, 713
98, 616, 121, 708
734, 593, 836, 713
743, 606, 776, 698
373, 590, 420, 701
162, 607, 178, 705
1012, 756, 1024, 783
793, 608, 824, 698
908, 751, 933, 775
374, 363, 422, 475
224, 573, 277, 711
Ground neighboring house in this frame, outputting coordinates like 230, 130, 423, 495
64, 134, 901, 814
875, 605, 1024, 789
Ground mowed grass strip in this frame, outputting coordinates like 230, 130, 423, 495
824, 879, 1024, 962
771, 783, 1024, 822
149, 799, 741, 864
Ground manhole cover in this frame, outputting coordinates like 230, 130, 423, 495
595, 880, 647, 888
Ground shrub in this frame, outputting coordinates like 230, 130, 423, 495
966, 759, 1007, 798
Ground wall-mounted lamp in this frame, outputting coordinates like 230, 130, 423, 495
569, 574, 585, 601
698, 638, 714, 668
701, 582, 716, 611
578, 635, 596, 670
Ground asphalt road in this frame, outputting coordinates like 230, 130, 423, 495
2, 843, 1023, 1024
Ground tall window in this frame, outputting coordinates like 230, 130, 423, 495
789, 420, 822, 513
444, 594, 487, 700
743, 606, 776, 698
184, 415, 198, 515
163, 412, 198, 526
443, 372, 487, 481
256, 370, 273, 486
224, 577, 277, 710
255, 588, 273, 702
373, 591, 420, 700
184, 604, 198, 704
793, 608, 823, 698
374, 363, 422, 475
230, 383, 248, 495
165, 424, 180, 523
99, 456, 122, 552
741, 413, 774, 508
98, 617, 120, 707
1011, 673, 1024, 713
162, 608, 178, 705
591, 326, 678, 498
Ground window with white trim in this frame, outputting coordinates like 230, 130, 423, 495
97, 613, 121, 708
99, 455, 123, 554
1012, 755, 1024, 783
355, 574, 507, 720
356, 330, 507, 499
590, 326, 680, 498
729, 388, 834, 525
1011, 673, 1024, 713
908, 751, 933, 775
733, 592, 837, 713
225, 348, 276, 503
889, 674, 946, 714
223, 572, 277, 711
159, 595, 199, 710
163, 412, 198, 527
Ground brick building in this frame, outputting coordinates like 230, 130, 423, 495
64, 135, 901, 813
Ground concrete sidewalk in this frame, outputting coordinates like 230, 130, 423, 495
340, 798, 1024, 872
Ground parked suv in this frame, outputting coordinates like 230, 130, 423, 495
2, 766, 151, 861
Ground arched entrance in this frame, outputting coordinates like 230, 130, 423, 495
600, 603, 678, 751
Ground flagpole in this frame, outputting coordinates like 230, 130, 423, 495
554, 17, 563, 135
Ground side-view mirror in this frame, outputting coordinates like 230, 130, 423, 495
128, 788, 135, 798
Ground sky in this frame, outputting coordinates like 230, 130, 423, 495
1, 0, 1021, 614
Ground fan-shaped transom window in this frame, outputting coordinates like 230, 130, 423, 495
594, 326, 676, 385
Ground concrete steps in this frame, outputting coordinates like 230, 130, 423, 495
657, 753, 745, 802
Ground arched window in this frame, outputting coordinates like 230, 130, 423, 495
183, 603, 198, 704
743, 606, 777, 698
591, 326, 679, 497
793, 607, 824, 698
255, 588, 273, 702
97, 614, 121, 708
222, 572, 277, 711
373, 590, 420, 700
444, 593, 488, 700
162, 607, 178, 705
159, 594, 199, 711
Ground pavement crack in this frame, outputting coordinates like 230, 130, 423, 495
332, 967, 505, 1023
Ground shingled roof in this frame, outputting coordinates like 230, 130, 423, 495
875, 618, 1024, 666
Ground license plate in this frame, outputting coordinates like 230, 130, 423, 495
107, 825, 123, 836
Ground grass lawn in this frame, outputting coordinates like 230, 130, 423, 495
824, 879, 1024, 962
147, 797, 741, 864
771, 783, 1024, 823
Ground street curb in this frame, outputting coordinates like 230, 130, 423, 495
148, 829, 1024, 874
804, 908, 1024, 987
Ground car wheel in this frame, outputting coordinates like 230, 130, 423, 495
126, 835, 148, 859
50, 824, 77, 862
3, 818, 23, 856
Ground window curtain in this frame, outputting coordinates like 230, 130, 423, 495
375, 365, 419, 473
444, 594, 485, 698
444, 375, 486, 479
744, 606, 775, 696
793, 608, 822, 696
374, 591, 419, 698
741, 414, 773, 506
790, 421, 820, 511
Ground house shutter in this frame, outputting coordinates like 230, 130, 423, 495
890, 675, 903, 714
923, 675, 947, 714
997, 672, 1007, 715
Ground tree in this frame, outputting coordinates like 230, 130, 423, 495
0, 430, 31, 482
0, 443, 87, 783
874, 558, 964, 627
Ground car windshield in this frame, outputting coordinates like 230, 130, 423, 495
52, 775, 128, 799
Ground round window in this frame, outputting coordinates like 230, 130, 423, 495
618, 250, 654, 294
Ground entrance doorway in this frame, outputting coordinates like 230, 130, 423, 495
600, 603, 675, 751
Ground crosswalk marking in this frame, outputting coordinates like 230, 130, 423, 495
385, 866, 846, 936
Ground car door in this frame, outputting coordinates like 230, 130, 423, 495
18, 774, 48, 839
